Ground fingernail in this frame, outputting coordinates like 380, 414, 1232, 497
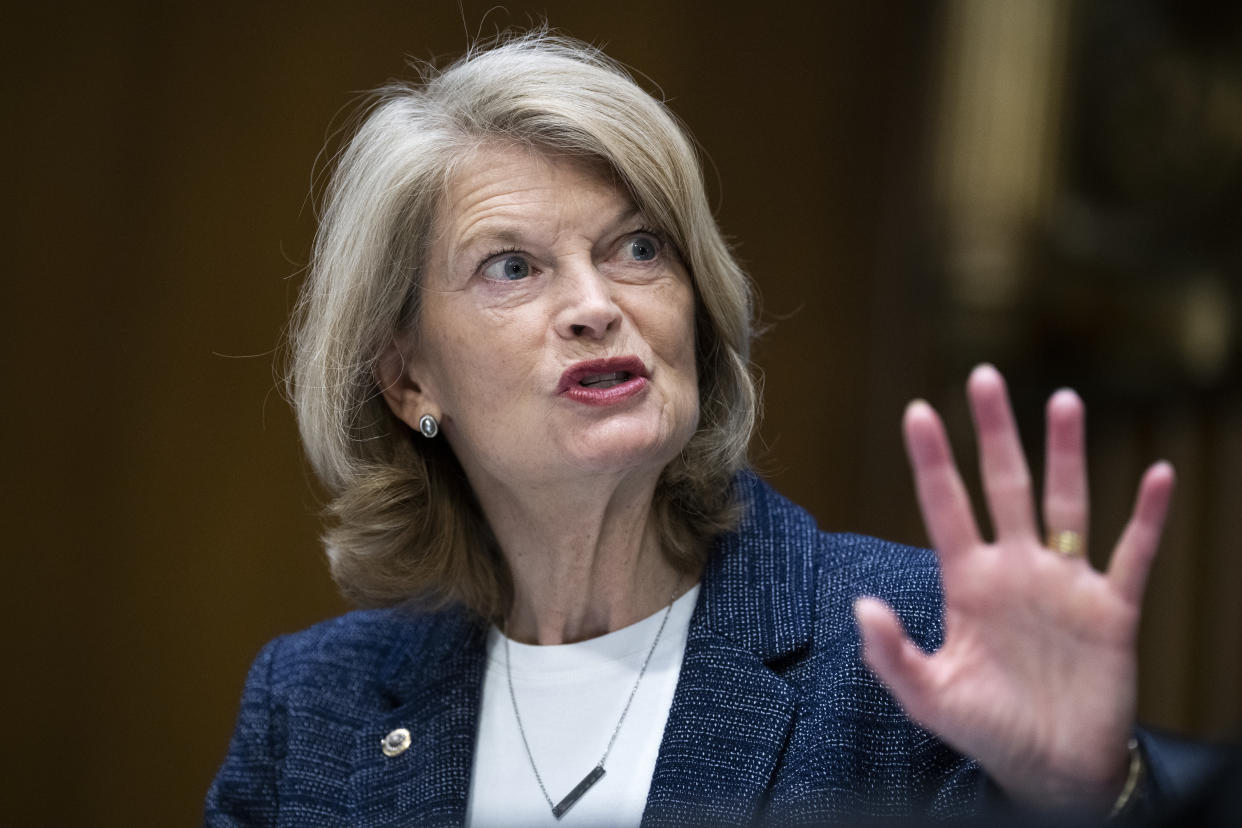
968, 364, 1002, 388
1049, 388, 1082, 408
904, 399, 932, 419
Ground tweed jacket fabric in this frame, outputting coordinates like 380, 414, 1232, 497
206, 474, 985, 826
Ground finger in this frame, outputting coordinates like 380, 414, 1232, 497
1108, 462, 1176, 605
904, 400, 983, 558
967, 364, 1038, 542
854, 597, 938, 726
1042, 389, 1089, 541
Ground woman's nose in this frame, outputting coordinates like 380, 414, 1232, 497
555, 260, 621, 340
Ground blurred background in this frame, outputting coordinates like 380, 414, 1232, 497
6, 0, 1240, 823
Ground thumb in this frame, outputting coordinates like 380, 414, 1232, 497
854, 596, 938, 726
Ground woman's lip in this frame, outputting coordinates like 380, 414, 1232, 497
557, 356, 649, 394
561, 375, 648, 406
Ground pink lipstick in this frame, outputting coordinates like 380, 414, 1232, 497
558, 356, 649, 406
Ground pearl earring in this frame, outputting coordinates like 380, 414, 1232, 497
418, 414, 439, 438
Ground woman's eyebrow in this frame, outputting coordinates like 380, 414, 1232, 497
452, 204, 647, 263
607, 205, 643, 231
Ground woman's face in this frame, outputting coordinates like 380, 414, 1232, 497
393, 144, 699, 497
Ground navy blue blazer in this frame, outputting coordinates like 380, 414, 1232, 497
212, 474, 1190, 825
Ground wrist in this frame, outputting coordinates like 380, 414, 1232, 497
992, 736, 1140, 814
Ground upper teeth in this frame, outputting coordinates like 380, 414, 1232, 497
581, 371, 630, 388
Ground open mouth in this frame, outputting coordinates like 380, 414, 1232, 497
558, 357, 650, 404
579, 371, 632, 389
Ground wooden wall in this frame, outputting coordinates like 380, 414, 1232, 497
6, 2, 1237, 823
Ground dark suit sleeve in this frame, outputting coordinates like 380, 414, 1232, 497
204, 638, 285, 827
960, 728, 1236, 822
1135, 727, 1241, 820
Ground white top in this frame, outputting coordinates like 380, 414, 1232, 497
466, 585, 700, 827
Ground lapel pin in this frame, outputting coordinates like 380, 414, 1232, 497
381, 727, 411, 757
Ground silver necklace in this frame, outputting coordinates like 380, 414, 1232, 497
503, 586, 679, 820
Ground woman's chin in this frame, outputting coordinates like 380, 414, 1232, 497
562, 427, 685, 478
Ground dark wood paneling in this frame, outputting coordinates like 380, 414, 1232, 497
5, 2, 1236, 823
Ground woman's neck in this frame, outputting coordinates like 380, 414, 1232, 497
472, 471, 686, 645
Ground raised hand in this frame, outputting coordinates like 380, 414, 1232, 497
854, 364, 1175, 811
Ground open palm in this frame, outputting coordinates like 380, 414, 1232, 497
855, 365, 1175, 810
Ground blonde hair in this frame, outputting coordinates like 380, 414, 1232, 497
289, 32, 757, 618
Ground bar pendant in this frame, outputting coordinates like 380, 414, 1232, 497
551, 765, 606, 819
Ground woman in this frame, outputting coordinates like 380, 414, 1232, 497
207, 34, 1177, 825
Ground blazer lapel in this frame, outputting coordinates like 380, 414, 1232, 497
643, 473, 818, 825
341, 473, 819, 826
348, 609, 488, 827
642, 626, 798, 825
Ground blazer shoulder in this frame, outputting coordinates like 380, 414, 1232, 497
815, 531, 942, 591
734, 472, 941, 604
259, 606, 459, 699
722, 472, 946, 653
812, 531, 946, 653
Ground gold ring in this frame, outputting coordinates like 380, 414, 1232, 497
1046, 529, 1086, 559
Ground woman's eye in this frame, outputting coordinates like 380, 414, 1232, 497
626, 235, 660, 262
483, 254, 531, 281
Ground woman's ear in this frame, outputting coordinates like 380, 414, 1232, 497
375, 337, 439, 431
